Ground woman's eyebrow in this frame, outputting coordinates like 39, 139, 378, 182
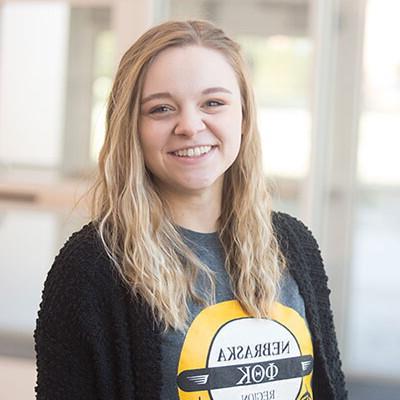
201, 87, 232, 95
141, 92, 172, 105
141, 87, 233, 105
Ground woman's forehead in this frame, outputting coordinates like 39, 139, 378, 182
141, 45, 240, 98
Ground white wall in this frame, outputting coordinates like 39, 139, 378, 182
0, 2, 69, 167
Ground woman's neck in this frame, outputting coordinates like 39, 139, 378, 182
159, 186, 222, 234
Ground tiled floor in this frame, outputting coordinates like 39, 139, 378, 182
347, 379, 400, 400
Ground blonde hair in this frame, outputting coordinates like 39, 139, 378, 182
90, 20, 286, 331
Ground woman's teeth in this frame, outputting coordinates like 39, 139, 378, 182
173, 145, 212, 157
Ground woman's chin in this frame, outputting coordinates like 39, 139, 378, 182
170, 176, 224, 196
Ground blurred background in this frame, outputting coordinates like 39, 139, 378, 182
0, 0, 399, 399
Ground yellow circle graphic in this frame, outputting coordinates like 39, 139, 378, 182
177, 300, 313, 400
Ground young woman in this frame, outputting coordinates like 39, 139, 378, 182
35, 20, 347, 400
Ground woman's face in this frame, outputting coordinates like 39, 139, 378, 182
138, 45, 242, 199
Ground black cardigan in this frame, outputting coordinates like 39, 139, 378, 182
34, 212, 347, 399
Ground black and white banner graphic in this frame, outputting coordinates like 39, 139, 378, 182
178, 355, 313, 391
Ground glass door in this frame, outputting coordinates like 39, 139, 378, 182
347, 0, 400, 380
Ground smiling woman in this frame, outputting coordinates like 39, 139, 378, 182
34, 20, 347, 400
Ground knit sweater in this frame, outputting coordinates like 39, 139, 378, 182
34, 212, 347, 399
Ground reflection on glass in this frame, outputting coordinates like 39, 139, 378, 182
237, 35, 312, 178
357, 0, 400, 186
358, 113, 400, 185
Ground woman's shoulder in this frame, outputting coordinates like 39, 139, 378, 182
35, 223, 119, 356
271, 210, 325, 275
45, 222, 113, 289
56, 221, 103, 259
271, 210, 319, 250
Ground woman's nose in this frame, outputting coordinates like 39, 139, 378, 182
173, 107, 206, 136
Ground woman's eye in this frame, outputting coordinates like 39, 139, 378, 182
149, 105, 172, 114
205, 100, 224, 107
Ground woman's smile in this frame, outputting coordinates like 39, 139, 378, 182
170, 144, 214, 157
168, 145, 218, 164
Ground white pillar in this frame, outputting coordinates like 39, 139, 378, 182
112, 0, 155, 65
304, 0, 339, 237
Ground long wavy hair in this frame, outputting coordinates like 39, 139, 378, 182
90, 19, 286, 331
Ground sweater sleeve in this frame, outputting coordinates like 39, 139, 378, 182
298, 219, 348, 399
34, 242, 102, 400
274, 212, 348, 399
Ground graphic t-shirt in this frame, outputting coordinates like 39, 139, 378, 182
161, 227, 313, 400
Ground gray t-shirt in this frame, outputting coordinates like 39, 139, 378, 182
161, 227, 313, 400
